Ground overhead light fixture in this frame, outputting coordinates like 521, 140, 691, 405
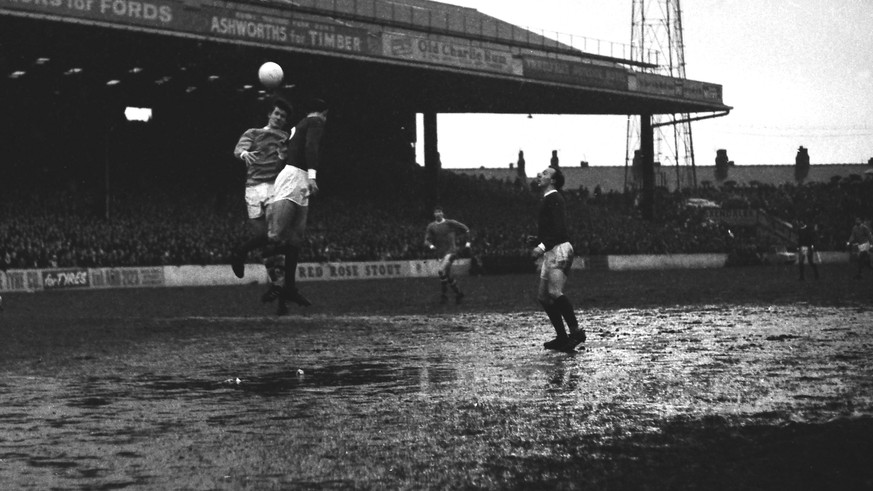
208, 75, 219, 81
9, 70, 26, 79
35, 57, 50, 65
155, 76, 172, 85
64, 67, 83, 76
128, 67, 143, 74
185, 86, 196, 93
106, 79, 121, 86
124, 107, 152, 122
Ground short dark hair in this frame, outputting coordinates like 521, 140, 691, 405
272, 96, 293, 116
305, 97, 328, 114
551, 166, 565, 190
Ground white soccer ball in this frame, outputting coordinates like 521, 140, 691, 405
258, 61, 284, 89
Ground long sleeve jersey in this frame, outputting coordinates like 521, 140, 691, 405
848, 223, 873, 244
233, 126, 289, 186
798, 225, 817, 248
425, 219, 469, 257
286, 114, 326, 173
536, 190, 570, 251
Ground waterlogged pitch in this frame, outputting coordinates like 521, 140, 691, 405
1, 267, 872, 489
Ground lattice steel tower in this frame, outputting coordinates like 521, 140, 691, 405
625, 0, 697, 191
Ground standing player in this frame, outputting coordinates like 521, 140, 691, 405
229, 98, 292, 313
529, 166, 585, 351
261, 97, 329, 309
846, 216, 873, 279
796, 220, 819, 281
424, 206, 470, 304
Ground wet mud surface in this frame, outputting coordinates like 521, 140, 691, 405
1, 266, 872, 489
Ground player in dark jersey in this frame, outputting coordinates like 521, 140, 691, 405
424, 206, 470, 304
846, 216, 873, 279
529, 166, 585, 351
261, 97, 328, 312
796, 220, 819, 281
229, 98, 291, 313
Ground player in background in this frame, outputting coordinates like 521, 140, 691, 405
229, 98, 292, 314
260, 97, 329, 310
846, 215, 873, 280
424, 206, 470, 304
796, 220, 819, 281
529, 166, 585, 351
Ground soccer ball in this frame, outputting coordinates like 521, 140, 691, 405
258, 61, 284, 89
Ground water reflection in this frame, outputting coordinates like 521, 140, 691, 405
0, 305, 871, 488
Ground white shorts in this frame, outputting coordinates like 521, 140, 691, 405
270, 165, 309, 207
438, 253, 456, 274
245, 182, 274, 219
540, 242, 574, 279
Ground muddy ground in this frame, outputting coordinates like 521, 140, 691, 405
1, 264, 872, 489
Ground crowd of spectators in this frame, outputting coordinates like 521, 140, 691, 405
2, 167, 872, 270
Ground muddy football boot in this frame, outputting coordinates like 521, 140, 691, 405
261, 284, 282, 303
276, 301, 289, 316
566, 329, 587, 350
283, 287, 312, 307
543, 336, 569, 350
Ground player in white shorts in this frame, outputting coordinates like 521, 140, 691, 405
530, 166, 586, 352
230, 99, 292, 314
261, 98, 328, 309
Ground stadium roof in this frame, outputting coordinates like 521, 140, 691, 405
0, 0, 729, 116
254, 0, 652, 66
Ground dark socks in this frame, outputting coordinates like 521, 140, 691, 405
448, 278, 461, 294
553, 295, 579, 332
261, 243, 279, 258
236, 235, 269, 258
541, 301, 567, 338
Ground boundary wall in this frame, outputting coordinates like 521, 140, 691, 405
0, 253, 852, 293
0, 259, 469, 292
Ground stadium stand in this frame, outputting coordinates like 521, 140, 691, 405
2, 164, 871, 270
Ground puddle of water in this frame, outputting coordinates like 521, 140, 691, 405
0, 305, 871, 488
